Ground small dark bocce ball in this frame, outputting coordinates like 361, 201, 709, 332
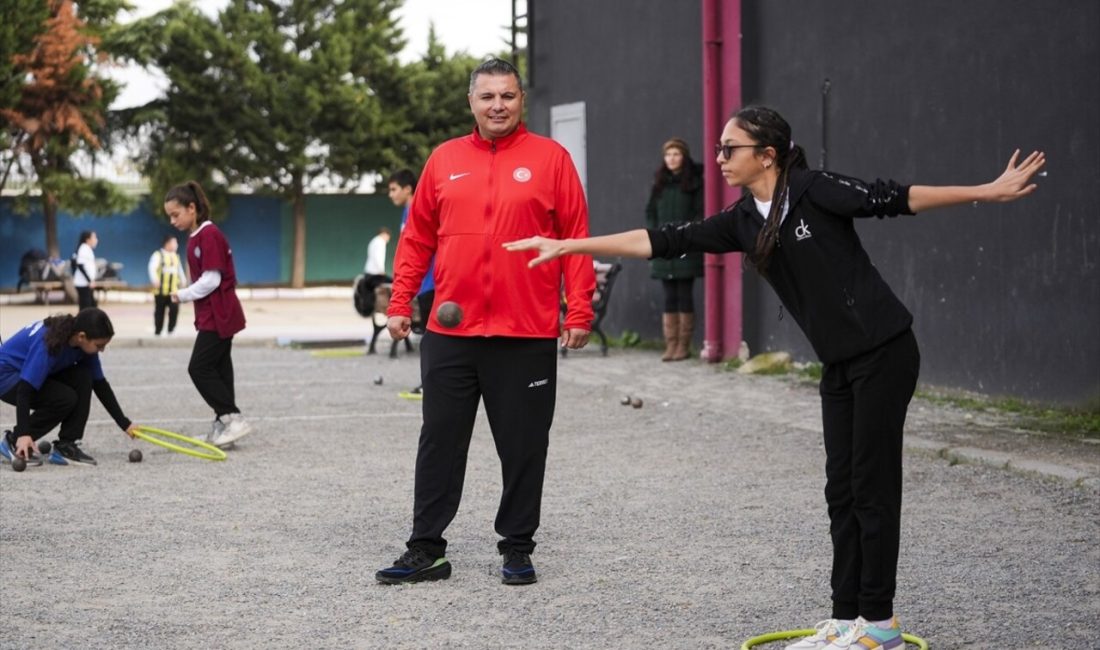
129, 449, 143, 463
38, 439, 52, 455
436, 301, 463, 328
631, 397, 644, 409
373, 375, 384, 386
12, 457, 27, 472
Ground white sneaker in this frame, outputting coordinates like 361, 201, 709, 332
785, 619, 852, 650
204, 417, 225, 443
822, 617, 904, 650
212, 413, 254, 448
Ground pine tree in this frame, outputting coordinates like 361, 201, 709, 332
387, 25, 482, 173
121, 0, 408, 287
1, 0, 132, 258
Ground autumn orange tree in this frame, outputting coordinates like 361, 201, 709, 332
1, 0, 131, 258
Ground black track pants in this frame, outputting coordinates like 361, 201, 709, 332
153, 294, 179, 334
820, 329, 920, 622
1, 365, 93, 442
188, 330, 238, 418
407, 332, 557, 558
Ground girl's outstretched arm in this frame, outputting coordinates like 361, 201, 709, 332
504, 229, 653, 268
908, 149, 1045, 213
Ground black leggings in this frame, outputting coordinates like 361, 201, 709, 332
409, 333, 557, 558
820, 329, 920, 621
76, 286, 97, 310
661, 278, 695, 313
188, 331, 239, 417
0, 366, 93, 442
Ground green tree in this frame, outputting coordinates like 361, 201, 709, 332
118, 0, 407, 287
385, 25, 481, 173
0, 0, 49, 184
105, 4, 236, 220
0, 0, 133, 258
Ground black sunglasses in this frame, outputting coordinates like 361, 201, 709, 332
714, 143, 759, 160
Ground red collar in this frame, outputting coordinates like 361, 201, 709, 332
468, 123, 528, 150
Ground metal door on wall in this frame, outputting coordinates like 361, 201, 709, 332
550, 102, 588, 196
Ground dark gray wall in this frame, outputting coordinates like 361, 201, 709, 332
527, 0, 704, 341
740, 0, 1099, 403
529, 0, 1099, 404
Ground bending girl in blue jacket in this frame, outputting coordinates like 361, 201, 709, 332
1, 308, 139, 466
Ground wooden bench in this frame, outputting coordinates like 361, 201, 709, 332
26, 279, 129, 305
92, 279, 128, 302
27, 280, 66, 305
562, 261, 623, 357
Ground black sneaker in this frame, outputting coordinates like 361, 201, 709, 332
501, 549, 537, 585
54, 441, 97, 466
375, 547, 451, 585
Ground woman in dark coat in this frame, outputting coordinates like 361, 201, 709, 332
645, 138, 704, 361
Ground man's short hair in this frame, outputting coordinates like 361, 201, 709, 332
468, 58, 523, 95
388, 169, 416, 191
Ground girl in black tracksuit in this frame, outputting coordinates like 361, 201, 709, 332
504, 105, 1045, 649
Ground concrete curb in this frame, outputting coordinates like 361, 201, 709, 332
906, 435, 1098, 488
0, 285, 354, 306
105, 335, 371, 350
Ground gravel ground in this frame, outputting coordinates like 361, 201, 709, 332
1, 345, 1097, 649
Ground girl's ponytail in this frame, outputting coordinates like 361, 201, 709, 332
732, 105, 810, 273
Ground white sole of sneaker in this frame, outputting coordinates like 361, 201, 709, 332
214, 426, 253, 448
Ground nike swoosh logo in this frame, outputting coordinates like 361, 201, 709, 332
449, 172, 470, 181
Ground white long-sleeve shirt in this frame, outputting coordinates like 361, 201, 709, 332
364, 235, 388, 275
177, 270, 221, 302
72, 243, 96, 288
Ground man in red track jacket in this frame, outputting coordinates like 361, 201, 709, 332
378, 59, 596, 587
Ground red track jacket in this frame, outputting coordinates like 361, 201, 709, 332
389, 124, 595, 337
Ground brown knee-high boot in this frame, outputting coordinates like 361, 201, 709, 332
671, 312, 694, 361
661, 313, 680, 362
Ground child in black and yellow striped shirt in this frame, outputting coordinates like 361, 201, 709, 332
148, 235, 187, 336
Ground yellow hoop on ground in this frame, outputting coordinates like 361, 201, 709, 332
740, 629, 928, 650
309, 348, 365, 358
133, 426, 227, 461
397, 391, 423, 401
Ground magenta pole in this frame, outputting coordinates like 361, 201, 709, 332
701, 0, 742, 362
701, 0, 724, 362
719, 0, 744, 360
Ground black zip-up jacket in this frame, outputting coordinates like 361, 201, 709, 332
648, 167, 914, 364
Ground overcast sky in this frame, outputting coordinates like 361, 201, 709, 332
108, 0, 516, 109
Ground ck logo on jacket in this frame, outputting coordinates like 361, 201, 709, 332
795, 219, 812, 241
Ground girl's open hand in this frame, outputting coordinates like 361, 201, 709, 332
502, 237, 566, 268
986, 149, 1046, 203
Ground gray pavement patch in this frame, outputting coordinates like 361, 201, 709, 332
1, 303, 1097, 648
